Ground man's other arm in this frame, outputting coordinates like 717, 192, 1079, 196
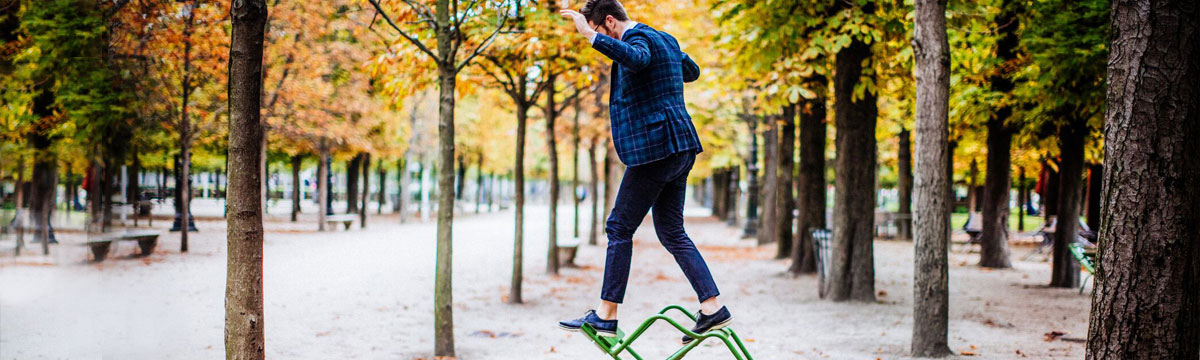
592, 32, 652, 72
682, 53, 700, 83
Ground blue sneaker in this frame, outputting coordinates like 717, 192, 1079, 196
558, 310, 618, 337
682, 306, 733, 345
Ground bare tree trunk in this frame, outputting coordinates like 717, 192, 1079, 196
433, 63, 457, 358
792, 76, 827, 275
318, 145, 328, 232
897, 127, 913, 240
758, 114, 779, 246
178, 0, 197, 253
455, 153, 465, 201
291, 154, 301, 222
979, 0, 1019, 268
397, 158, 407, 220
511, 101, 528, 304
1050, 120, 1085, 288
776, 104, 796, 259
1017, 167, 1026, 231
225, 1, 268, 357
346, 153, 360, 214
587, 138, 600, 246
572, 98, 582, 240
475, 153, 484, 214
544, 75, 560, 275
377, 160, 386, 215
1088, 1, 1199, 356
743, 114, 760, 238
966, 159, 978, 213
1083, 164, 1101, 230
360, 153, 370, 228
13, 155, 25, 255
911, 0, 952, 355
826, 36, 877, 303
726, 166, 740, 226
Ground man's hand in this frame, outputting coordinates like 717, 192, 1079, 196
560, 10, 597, 40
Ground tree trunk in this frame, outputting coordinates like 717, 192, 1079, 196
178, 1, 196, 252
29, 133, 56, 254
758, 114, 778, 246
826, 37, 877, 302
545, 75, 560, 275
378, 159, 386, 215
475, 153, 484, 214
225, 1, 268, 357
346, 153, 360, 214
572, 99, 581, 240
791, 75, 828, 275
966, 159, 979, 213
1041, 161, 1060, 219
397, 158, 408, 220
776, 104, 797, 259
911, 0, 952, 355
318, 145, 328, 231
360, 153, 370, 228
726, 166, 740, 226
1050, 120, 1085, 288
432, 57, 457, 357
979, 0, 1019, 268
291, 154, 301, 222
587, 139, 600, 246
743, 115, 760, 238
897, 127, 913, 240
1017, 167, 1026, 231
13, 155, 26, 255
1083, 164, 1101, 230
1088, 1, 1199, 355
455, 153, 465, 201
511, 101, 528, 304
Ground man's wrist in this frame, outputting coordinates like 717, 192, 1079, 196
585, 30, 598, 44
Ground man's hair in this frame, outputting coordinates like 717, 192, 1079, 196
580, 0, 629, 25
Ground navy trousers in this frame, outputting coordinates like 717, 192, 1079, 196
601, 151, 720, 304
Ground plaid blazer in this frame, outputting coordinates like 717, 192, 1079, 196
592, 23, 703, 167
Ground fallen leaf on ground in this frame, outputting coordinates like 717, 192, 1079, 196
1044, 331, 1066, 342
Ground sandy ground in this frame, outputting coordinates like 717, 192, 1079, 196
0, 199, 1091, 359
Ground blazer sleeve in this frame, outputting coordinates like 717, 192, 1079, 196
591, 31, 652, 72
682, 53, 700, 83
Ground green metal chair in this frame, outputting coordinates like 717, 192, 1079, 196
578, 305, 754, 360
1068, 242, 1096, 294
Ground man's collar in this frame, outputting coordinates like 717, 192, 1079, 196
619, 21, 638, 41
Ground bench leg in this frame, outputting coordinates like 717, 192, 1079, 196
89, 242, 111, 262
138, 238, 158, 257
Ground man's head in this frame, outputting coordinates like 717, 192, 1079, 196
581, 0, 629, 39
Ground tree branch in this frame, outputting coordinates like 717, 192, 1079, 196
456, 12, 508, 73
368, 0, 439, 61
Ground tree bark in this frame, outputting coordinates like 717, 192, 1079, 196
178, 0, 197, 252
360, 153, 370, 228
318, 145, 328, 232
897, 127, 913, 240
475, 153, 483, 214
1083, 164, 1101, 230
826, 37, 877, 303
912, 0, 952, 356
758, 114, 779, 246
572, 99, 581, 240
378, 159, 387, 215
225, 1, 268, 357
743, 114, 760, 238
587, 138, 600, 246
511, 93, 529, 304
29, 133, 56, 254
455, 153, 465, 201
792, 79, 827, 275
544, 76, 561, 275
397, 158, 408, 220
1087, 1, 1199, 356
979, 0, 1019, 268
433, 15, 457, 353
291, 154, 301, 222
1050, 120, 1085, 288
346, 153, 360, 214
776, 104, 797, 259
1017, 167, 1026, 231
726, 166, 740, 226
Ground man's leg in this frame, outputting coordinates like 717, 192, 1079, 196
599, 162, 671, 308
650, 154, 720, 305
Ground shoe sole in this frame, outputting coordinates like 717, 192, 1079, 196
558, 324, 618, 338
682, 317, 734, 345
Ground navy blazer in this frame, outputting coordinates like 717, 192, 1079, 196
592, 23, 703, 167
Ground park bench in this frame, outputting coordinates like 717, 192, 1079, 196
578, 304, 753, 359
558, 236, 581, 267
957, 212, 983, 252
85, 230, 160, 262
325, 214, 356, 230
811, 229, 832, 298
1068, 242, 1097, 294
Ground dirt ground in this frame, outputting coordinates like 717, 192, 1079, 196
0, 200, 1091, 359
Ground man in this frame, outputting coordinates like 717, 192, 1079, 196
556, 0, 732, 345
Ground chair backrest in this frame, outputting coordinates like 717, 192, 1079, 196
1067, 243, 1096, 274
810, 229, 833, 280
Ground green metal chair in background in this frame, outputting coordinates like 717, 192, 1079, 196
578, 305, 754, 360
1068, 242, 1097, 294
